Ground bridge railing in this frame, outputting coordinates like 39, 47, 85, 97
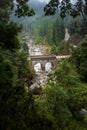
56, 55, 71, 59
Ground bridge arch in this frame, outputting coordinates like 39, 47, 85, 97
45, 62, 52, 72
34, 63, 41, 72
30, 55, 57, 72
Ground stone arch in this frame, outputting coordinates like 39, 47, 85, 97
45, 62, 52, 72
30, 55, 57, 72
34, 62, 42, 72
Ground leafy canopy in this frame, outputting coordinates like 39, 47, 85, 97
44, 0, 87, 19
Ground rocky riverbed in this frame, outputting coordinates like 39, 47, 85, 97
28, 39, 52, 88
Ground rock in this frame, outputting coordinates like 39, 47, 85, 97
79, 108, 87, 115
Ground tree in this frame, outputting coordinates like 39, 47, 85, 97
0, 22, 21, 50
0, 1, 35, 129
68, 83, 87, 120
45, 60, 87, 129
47, 60, 80, 88
0, 0, 35, 50
72, 35, 87, 82
45, 84, 72, 130
44, 0, 87, 20
0, 54, 17, 87
0, 0, 35, 23
51, 18, 65, 45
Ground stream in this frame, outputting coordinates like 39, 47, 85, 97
28, 39, 52, 89
26, 28, 70, 89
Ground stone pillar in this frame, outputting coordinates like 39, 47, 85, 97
41, 60, 47, 71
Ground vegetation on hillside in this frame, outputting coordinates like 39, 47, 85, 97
0, 0, 87, 130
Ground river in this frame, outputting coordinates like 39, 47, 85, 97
27, 28, 70, 89
28, 39, 52, 89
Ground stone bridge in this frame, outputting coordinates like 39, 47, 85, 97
30, 55, 71, 71
30, 55, 57, 71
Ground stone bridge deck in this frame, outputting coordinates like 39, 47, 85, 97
30, 55, 56, 60
30, 55, 71, 60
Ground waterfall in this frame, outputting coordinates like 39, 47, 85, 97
64, 28, 70, 41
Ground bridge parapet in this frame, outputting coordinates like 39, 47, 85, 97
30, 55, 57, 60
56, 55, 71, 59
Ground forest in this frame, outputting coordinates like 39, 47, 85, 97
0, 0, 87, 130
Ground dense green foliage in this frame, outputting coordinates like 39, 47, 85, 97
44, 60, 87, 130
30, 59, 87, 130
33, 16, 65, 45
0, 22, 21, 50
11, 1, 65, 45
67, 17, 87, 36
72, 35, 87, 82
0, 0, 87, 130
11, 14, 65, 45
0, 48, 36, 130
0, 1, 35, 129
50, 40, 71, 55
47, 18, 65, 45
44, 0, 87, 20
